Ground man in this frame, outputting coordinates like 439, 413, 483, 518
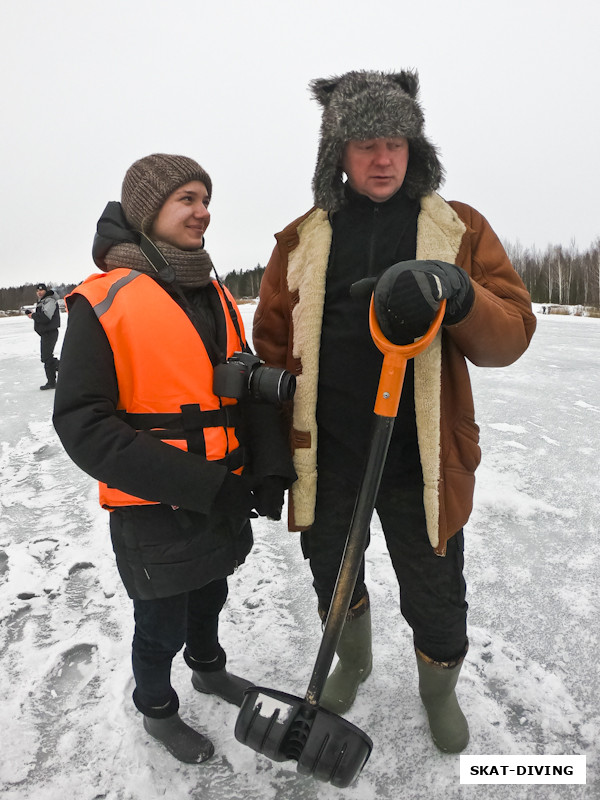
253, 70, 536, 753
26, 283, 61, 390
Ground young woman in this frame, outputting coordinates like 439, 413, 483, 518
54, 154, 295, 764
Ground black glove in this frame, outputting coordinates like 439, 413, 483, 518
252, 476, 287, 521
212, 472, 256, 519
373, 260, 474, 344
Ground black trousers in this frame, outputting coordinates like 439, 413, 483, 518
40, 330, 59, 384
302, 470, 468, 662
131, 578, 228, 715
40, 330, 59, 364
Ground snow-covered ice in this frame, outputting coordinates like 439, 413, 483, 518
0, 305, 598, 800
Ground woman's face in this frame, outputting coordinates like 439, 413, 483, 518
151, 180, 210, 250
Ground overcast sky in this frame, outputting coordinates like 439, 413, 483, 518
2, 0, 598, 290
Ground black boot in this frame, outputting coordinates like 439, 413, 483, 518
185, 646, 252, 707
191, 668, 253, 706
41, 361, 57, 390
143, 713, 214, 763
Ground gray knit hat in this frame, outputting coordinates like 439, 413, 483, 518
310, 70, 444, 212
121, 153, 212, 234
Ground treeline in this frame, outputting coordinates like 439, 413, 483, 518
219, 244, 600, 307
505, 238, 600, 307
0, 269, 265, 311
222, 265, 265, 299
2, 240, 599, 311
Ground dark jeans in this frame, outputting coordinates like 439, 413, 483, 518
302, 470, 468, 662
131, 577, 228, 714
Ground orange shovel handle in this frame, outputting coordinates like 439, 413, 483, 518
369, 298, 447, 418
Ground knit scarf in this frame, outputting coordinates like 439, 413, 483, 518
104, 241, 214, 288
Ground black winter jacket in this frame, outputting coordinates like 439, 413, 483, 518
31, 291, 60, 335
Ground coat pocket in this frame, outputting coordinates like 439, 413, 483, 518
451, 416, 481, 474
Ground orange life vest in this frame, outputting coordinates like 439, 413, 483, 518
70, 269, 247, 509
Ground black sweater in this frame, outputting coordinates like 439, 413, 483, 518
316, 186, 423, 488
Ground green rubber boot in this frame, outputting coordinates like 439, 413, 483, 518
319, 595, 372, 715
416, 647, 469, 753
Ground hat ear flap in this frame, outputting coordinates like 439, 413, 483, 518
310, 77, 341, 107
390, 69, 420, 99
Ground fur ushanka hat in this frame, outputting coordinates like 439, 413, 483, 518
310, 69, 444, 212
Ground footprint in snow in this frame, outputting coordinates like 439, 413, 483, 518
36, 642, 99, 714
24, 643, 101, 773
64, 561, 97, 609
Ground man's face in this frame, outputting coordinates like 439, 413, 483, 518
36, 289, 46, 299
342, 137, 409, 203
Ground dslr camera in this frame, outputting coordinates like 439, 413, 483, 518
213, 352, 296, 404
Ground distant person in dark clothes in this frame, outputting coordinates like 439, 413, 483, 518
26, 283, 60, 390
53, 154, 296, 765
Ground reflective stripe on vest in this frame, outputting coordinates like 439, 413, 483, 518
70, 269, 247, 509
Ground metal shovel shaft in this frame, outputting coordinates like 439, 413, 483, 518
305, 414, 395, 705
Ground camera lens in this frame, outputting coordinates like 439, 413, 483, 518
249, 365, 296, 404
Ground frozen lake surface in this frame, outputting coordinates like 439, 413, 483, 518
0, 305, 598, 799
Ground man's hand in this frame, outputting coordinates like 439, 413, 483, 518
373, 260, 474, 344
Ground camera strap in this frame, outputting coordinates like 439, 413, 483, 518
211, 265, 249, 354
139, 233, 177, 284
137, 239, 224, 364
